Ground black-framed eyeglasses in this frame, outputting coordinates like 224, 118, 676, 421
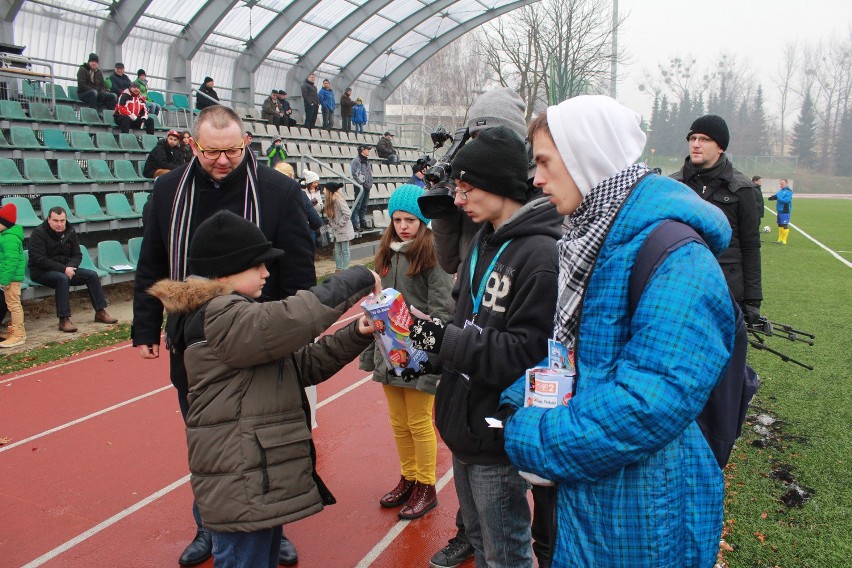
451, 185, 474, 200
195, 142, 245, 160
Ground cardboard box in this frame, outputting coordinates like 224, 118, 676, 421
360, 288, 430, 377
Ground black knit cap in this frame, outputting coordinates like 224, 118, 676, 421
88, 53, 99, 63
324, 182, 343, 193
450, 125, 527, 202
188, 210, 284, 278
687, 114, 730, 150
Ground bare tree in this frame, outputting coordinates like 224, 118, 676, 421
774, 41, 798, 156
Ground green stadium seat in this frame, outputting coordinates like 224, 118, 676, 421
23, 251, 42, 288
41, 129, 74, 151
87, 159, 119, 182
94, 132, 122, 152
105, 193, 143, 219
114, 160, 147, 182
9, 126, 44, 149
127, 237, 143, 268
137, 160, 150, 178
67, 85, 79, 100
46, 83, 77, 103
56, 159, 92, 184
40, 195, 85, 223
23, 158, 60, 183
0, 159, 27, 184
79, 244, 109, 278
96, 240, 134, 273
22, 80, 49, 100
1, 197, 43, 227
118, 133, 142, 151
0, 130, 10, 148
80, 107, 106, 125
69, 131, 97, 151
0, 100, 29, 121
140, 134, 158, 152
147, 91, 166, 107
55, 104, 82, 124
149, 114, 170, 131
73, 194, 116, 222
132, 191, 150, 213
27, 102, 59, 123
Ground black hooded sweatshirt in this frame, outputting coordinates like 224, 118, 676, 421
435, 196, 560, 465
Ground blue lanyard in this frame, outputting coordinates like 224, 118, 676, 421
469, 239, 513, 317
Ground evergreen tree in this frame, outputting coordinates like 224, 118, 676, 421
750, 86, 770, 156
834, 110, 852, 176
790, 92, 818, 169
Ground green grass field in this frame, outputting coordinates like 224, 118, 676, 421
723, 198, 852, 567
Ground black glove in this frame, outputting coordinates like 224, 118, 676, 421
490, 403, 518, 427
742, 301, 761, 326
410, 316, 446, 353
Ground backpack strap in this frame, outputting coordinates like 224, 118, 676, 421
628, 220, 706, 317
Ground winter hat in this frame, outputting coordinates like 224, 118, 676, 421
88, 53, 99, 63
203, 76, 214, 85
188, 210, 284, 278
388, 184, 429, 225
546, 95, 646, 197
303, 170, 320, 184
466, 87, 527, 141
324, 182, 343, 193
687, 114, 730, 151
137, 69, 146, 77
450, 125, 527, 202
0, 203, 16, 228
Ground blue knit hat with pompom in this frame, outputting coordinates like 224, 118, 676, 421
388, 184, 429, 225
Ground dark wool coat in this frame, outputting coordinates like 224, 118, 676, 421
27, 221, 82, 280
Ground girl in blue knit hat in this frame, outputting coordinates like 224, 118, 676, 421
359, 184, 453, 520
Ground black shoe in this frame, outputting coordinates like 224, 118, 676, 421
429, 537, 474, 568
179, 529, 212, 567
279, 534, 298, 566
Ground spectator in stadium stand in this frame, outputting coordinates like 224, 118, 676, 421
352, 97, 367, 135
262, 89, 283, 130
276, 90, 297, 127
76, 53, 117, 110
143, 130, 185, 179
301, 73, 320, 130
180, 131, 193, 163
196, 76, 219, 110
319, 79, 336, 131
376, 131, 401, 165
113, 82, 155, 135
409, 162, 427, 188
134, 69, 160, 116
340, 87, 355, 133
266, 136, 287, 168
108, 62, 132, 97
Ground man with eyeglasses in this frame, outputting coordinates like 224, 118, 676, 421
672, 114, 763, 324
132, 105, 314, 568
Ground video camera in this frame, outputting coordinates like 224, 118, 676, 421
417, 125, 472, 219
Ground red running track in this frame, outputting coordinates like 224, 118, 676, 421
0, 309, 475, 568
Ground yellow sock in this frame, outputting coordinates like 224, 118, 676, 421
782, 227, 789, 244
777, 227, 784, 243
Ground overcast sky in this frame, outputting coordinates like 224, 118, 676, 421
616, 0, 852, 121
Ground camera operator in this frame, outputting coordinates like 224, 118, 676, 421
409, 158, 429, 188
423, 87, 562, 568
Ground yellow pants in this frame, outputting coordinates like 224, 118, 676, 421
382, 384, 437, 485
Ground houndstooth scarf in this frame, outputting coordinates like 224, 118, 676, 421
553, 163, 652, 349
167, 151, 262, 280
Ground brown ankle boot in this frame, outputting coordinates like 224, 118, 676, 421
0, 323, 25, 348
94, 309, 118, 324
379, 476, 416, 508
58, 317, 78, 333
398, 481, 437, 520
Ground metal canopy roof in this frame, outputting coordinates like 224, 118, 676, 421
2, 0, 535, 119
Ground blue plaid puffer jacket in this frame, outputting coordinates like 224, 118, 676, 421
503, 174, 736, 567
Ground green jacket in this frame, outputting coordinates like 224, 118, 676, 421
360, 242, 454, 393
0, 224, 25, 285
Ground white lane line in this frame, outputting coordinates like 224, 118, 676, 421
21, 474, 192, 568
13, 370, 373, 564
764, 206, 852, 268
0, 385, 173, 454
355, 467, 456, 567
0, 344, 131, 385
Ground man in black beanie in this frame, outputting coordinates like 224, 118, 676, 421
672, 114, 763, 323
409, 125, 561, 568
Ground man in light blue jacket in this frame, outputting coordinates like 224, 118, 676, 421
501, 96, 736, 567
318, 79, 336, 131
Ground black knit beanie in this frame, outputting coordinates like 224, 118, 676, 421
450, 125, 527, 202
188, 210, 284, 278
687, 114, 730, 150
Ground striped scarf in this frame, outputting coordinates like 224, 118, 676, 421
554, 163, 652, 349
168, 151, 262, 280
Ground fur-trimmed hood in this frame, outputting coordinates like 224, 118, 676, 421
148, 277, 235, 314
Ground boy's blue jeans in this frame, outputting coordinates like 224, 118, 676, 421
211, 525, 283, 568
453, 456, 533, 568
